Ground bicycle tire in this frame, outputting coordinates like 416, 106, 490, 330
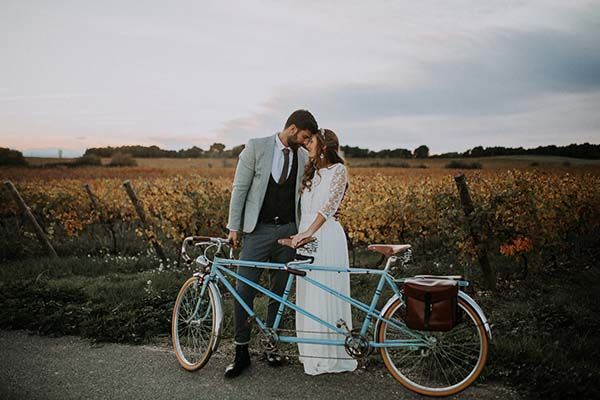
172, 277, 220, 371
377, 296, 489, 397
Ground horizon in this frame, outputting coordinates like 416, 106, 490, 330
2, 1, 600, 156
16, 140, 599, 159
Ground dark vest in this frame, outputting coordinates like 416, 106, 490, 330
258, 148, 298, 224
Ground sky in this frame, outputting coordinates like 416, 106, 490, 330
1, 0, 599, 157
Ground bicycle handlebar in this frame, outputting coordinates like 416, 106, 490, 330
181, 235, 232, 263
284, 255, 315, 277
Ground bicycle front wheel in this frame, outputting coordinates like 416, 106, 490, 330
172, 277, 221, 371
377, 296, 489, 397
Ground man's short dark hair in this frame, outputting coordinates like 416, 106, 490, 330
284, 109, 318, 134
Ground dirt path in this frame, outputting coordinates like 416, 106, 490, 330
0, 330, 519, 400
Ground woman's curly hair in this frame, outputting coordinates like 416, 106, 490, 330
301, 128, 346, 193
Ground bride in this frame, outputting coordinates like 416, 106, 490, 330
290, 128, 358, 375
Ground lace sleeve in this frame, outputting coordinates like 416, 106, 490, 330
318, 164, 348, 219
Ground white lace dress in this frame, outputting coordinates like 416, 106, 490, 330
296, 163, 358, 375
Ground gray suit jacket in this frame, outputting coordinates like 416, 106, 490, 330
227, 134, 308, 233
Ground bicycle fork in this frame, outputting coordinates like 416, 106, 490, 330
186, 272, 212, 324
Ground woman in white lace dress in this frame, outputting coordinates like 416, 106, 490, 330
291, 129, 358, 375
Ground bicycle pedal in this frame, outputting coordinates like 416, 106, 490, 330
335, 319, 350, 333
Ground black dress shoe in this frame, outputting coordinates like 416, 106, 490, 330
224, 344, 251, 378
263, 351, 283, 367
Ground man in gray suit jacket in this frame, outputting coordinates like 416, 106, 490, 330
224, 109, 319, 378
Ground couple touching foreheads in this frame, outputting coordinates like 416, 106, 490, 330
225, 109, 357, 378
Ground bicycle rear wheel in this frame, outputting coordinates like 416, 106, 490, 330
377, 296, 488, 397
172, 277, 220, 371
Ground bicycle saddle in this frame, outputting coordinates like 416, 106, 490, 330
368, 244, 411, 257
277, 236, 317, 249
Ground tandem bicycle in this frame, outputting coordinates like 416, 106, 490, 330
171, 235, 492, 397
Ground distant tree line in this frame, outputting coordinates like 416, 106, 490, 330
4, 142, 598, 168
432, 143, 600, 160
342, 143, 600, 160
341, 144, 431, 158
83, 144, 245, 159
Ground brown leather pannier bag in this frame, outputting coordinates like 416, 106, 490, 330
403, 278, 459, 331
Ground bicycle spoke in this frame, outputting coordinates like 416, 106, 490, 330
432, 349, 452, 387
439, 345, 467, 385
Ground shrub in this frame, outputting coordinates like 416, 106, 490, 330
0, 147, 28, 167
73, 154, 102, 167
444, 160, 482, 169
108, 153, 137, 167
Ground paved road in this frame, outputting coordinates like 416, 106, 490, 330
0, 330, 519, 400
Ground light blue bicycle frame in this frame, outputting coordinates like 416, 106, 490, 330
199, 256, 433, 349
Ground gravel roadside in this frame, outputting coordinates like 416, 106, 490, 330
0, 330, 519, 400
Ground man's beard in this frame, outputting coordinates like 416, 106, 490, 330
287, 134, 302, 150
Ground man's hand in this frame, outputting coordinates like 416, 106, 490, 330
228, 230, 240, 248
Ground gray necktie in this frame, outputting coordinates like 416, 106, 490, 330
278, 148, 290, 184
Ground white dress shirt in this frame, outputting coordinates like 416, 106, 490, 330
272, 133, 293, 182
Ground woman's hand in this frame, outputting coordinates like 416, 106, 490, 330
291, 230, 313, 248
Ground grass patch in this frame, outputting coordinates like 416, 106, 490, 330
478, 262, 600, 399
0, 255, 188, 343
80, 274, 148, 305
0, 254, 152, 283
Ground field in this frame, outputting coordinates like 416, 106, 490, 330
1, 156, 600, 398
4, 156, 600, 261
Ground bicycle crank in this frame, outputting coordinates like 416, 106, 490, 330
344, 329, 372, 359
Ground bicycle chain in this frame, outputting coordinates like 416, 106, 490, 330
261, 328, 373, 361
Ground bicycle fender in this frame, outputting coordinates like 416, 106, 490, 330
374, 292, 492, 341
458, 291, 492, 340
207, 282, 224, 352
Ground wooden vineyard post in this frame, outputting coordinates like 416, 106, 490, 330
454, 173, 496, 290
83, 183, 117, 253
122, 180, 168, 263
3, 180, 58, 258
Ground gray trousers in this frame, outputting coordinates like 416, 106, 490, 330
234, 222, 297, 345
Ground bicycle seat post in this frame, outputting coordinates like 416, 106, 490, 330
383, 255, 398, 272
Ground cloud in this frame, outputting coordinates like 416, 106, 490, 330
216, 25, 600, 152
500, 29, 600, 91
2, 1, 599, 153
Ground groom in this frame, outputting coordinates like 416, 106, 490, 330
224, 109, 319, 378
